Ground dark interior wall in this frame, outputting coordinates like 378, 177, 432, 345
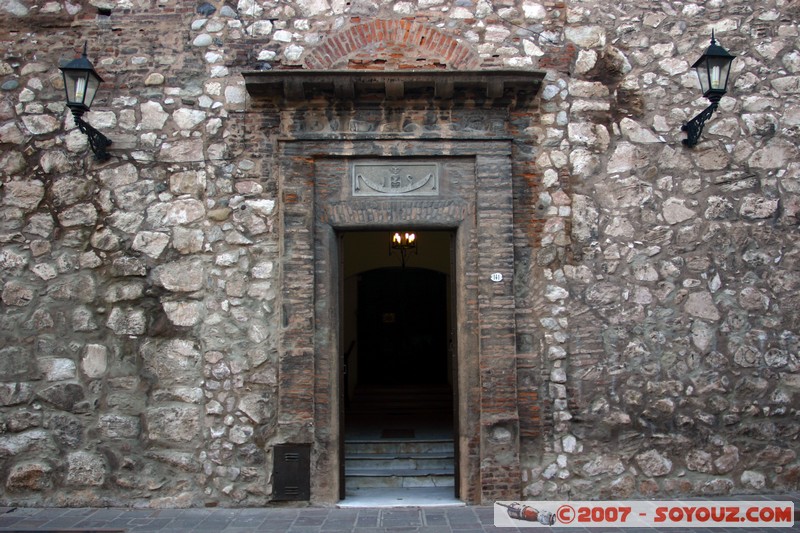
341, 231, 453, 395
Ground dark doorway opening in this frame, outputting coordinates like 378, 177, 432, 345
340, 231, 457, 504
357, 268, 448, 386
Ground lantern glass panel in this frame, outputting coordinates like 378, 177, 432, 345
84, 72, 101, 108
61, 67, 102, 109
706, 55, 732, 93
694, 59, 711, 96
62, 70, 86, 106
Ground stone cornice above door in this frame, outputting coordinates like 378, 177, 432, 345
242, 70, 545, 105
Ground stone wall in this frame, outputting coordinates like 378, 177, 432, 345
0, 0, 798, 507
1, 0, 280, 507
544, 0, 800, 500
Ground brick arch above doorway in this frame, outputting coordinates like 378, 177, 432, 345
304, 19, 482, 70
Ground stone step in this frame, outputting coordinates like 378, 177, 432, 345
346, 454, 454, 471
344, 437, 455, 490
345, 471, 455, 489
347, 467, 454, 477
344, 439, 454, 455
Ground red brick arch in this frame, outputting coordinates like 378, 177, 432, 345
304, 19, 481, 70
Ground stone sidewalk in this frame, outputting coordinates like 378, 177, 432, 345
0, 501, 798, 533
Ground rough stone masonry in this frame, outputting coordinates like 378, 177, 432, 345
0, 0, 798, 508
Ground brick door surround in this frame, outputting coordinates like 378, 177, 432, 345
244, 70, 544, 505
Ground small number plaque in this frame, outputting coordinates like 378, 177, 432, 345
490, 273, 503, 282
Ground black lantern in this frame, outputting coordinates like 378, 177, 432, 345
682, 31, 736, 147
59, 43, 112, 161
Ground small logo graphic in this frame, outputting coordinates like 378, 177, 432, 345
496, 502, 556, 525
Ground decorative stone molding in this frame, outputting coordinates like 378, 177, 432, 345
243, 69, 545, 103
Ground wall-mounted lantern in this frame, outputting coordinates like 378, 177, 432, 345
681, 31, 736, 147
59, 43, 112, 161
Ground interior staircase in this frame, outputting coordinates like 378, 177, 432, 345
344, 385, 455, 492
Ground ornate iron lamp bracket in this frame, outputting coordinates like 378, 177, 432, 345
681, 101, 719, 148
72, 111, 112, 161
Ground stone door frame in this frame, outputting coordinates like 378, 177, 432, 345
275, 137, 521, 504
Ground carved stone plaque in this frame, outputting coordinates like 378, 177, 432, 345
352, 162, 439, 197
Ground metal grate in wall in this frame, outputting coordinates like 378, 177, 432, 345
272, 443, 311, 501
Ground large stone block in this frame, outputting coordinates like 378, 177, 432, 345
160, 199, 206, 226
48, 274, 96, 303
172, 227, 204, 254
151, 386, 204, 404
3, 179, 44, 210
50, 176, 94, 208
144, 450, 201, 473
0, 382, 35, 406
0, 122, 24, 144
158, 139, 205, 163
162, 300, 204, 326
684, 291, 721, 322
686, 449, 713, 473
153, 259, 205, 292
39, 150, 70, 174
131, 231, 170, 259
145, 404, 201, 444
139, 102, 169, 130
141, 339, 201, 385
6, 461, 53, 491
634, 449, 672, 477
65, 451, 106, 487
21, 115, 59, 135
173, 109, 207, 130
81, 344, 108, 379
38, 358, 77, 381
1, 280, 33, 306
0, 429, 53, 457
106, 307, 147, 335
582, 454, 625, 477
35, 383, 86, 413
0, 347, 36, 380
169, 170, 207, 196
57, 203, 98, 227
98, 414, 142, 439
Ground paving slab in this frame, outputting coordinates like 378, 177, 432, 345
0, 495, 798, 533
